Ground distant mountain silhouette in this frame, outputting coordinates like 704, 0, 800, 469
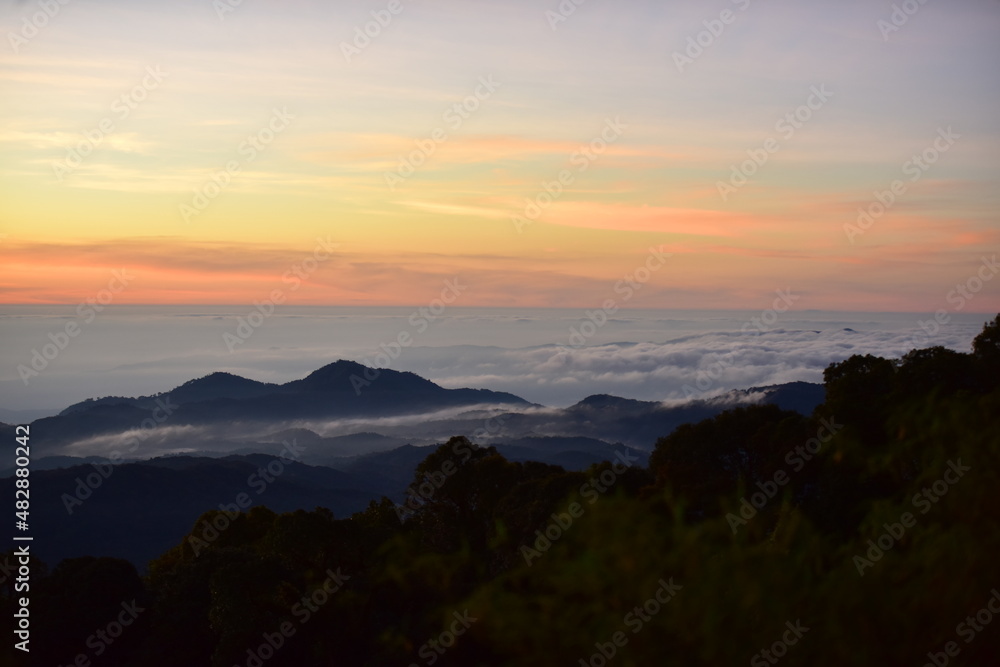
1, 454, 384, 568
740, 381, 827, 415
165, 371, 281, 403
17, 360, 826, 461
58, 372, 280, 415
329, 436, 648, 493
33, 360, 533, 455
571, 393, 651, 411
0, 361, 827, 571
458, 383, 826, 450
7, 436, 647, 568
284, 360, 437, 393
60, 360, 528, 414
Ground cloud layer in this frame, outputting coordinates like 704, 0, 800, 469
2, 307, 991, 413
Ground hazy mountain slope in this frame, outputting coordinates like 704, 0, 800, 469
2, 454, 385, 568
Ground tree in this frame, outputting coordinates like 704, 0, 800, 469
972, 314, 1000, 391
650, 404, 809, 517
821, 354, 896, 448
972, 313, 1000, 359
34, 557, 147, 667
895, 346, 974, 398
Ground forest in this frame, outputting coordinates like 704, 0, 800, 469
4, 316, 999, 666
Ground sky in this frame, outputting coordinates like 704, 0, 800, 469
1, 306, 992, 417
1, 0, 999, 311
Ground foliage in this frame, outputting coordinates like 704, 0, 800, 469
12, 315, 1000, 665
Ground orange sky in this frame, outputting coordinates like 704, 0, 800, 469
1, 0, 999, 311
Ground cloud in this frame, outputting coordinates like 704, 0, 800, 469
396, 323, 986, 406
37, 319, 991, 459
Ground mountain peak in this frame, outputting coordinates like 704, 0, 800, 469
306, 359, 368, 375
286, 360, 439, 393
179, 371, 247, 385
574, 394, 647, 409
167, 371, 276, 403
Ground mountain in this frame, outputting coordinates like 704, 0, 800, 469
396, 382, 826, 451
156, 371, 281, 404
0, 362, 826, 570
284, 360, 436, 393
741, 381, 827, 414
328, 436, 649, 492
58, 372, 279, 415
28, 360, 534, 457
11, 359, 826, 466
7, 433, 649, 569
256, 429, 409, 461
16, 359, 826, 462
2, 454, 386, 568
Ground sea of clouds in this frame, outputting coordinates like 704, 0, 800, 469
0, 306, 991, 419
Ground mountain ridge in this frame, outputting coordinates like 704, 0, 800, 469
18, 361, 825, 462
